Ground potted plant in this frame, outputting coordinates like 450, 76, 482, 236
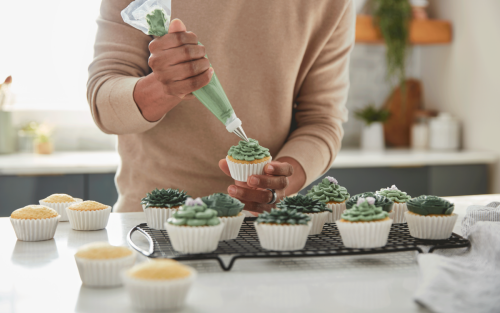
34, 123, 54, 155
355, 105, 391, 150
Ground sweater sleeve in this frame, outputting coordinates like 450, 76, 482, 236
87, 0, 162, 135
275, 0, 355, 188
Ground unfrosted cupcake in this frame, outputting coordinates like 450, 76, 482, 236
347, 192, 395, 219
122, 259, 196, 311
202, 193, 245, 240
141, 188, 189, 230
165, 197, 224, 253
226, 138, 272, 182
255, 208, 312, 251
74, 242, 136, 287
307, 176, 350, 223
376, 185, 411, 223
39, 193, 82, 222
10, 205, 60, 241
66, 201, 111, 231
277, 194, 332, 235
405, 195, 457, 240
336, 197, 392, 248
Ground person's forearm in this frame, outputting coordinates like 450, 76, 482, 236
276, 156, 306, 195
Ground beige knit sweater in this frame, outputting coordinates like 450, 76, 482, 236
87, 0, 354, 212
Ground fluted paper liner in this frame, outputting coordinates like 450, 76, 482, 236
392, 202, 408, 223
405, 212, 458, 240
40, 199, 83, 222
336, 218, 393, 248
122, 268, 196, 311
143, 205, 179, 230
10, 216, 60, 241
66, 207, 112, 231
326, 202, 346, 223
462, 206, 500, 238
305, 211, 329, 235
165, 222, 224, 253
226, 156, 272, 182
219, 213, 245, 240
75, 252, 136, 287
254, 222, 312, 251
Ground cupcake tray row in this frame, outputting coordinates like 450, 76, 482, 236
127, 218, 470, 271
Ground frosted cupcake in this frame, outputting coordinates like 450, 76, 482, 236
226, 138, 272, 182
165, 197, 224, 253
66, 201, 111, 231
202, 193, 245, 240
376, 185, 411, 223
10, 205, 60, 241
141, 188, 189, 230
277, 194, 332, 235
347, 192, 394, 219
336, 197, 392, 248
307, 176, 350, 223
122, 259, 196, 311
255, 208, 312, 251
39, 193, 82, 222
74, 242, 136, 287
405, 195, 457, 240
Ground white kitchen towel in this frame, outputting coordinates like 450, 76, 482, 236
414, 222, 500, 313
461, 203, 500, 238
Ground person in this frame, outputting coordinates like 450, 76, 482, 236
87, 0, 354, 213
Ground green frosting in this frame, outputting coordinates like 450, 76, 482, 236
407, 195, 454, 216
307, 177, 350, 203
227, 139, 271, 161
256, 208, 311, 225
141, 188, 189, 209
376, 185, 411, 203
276, 194, 332, 213
202, 193, 244, 217
346, 192, 394, 212
167, 198, 220, 226
146, 9, 168, 37
341, 198, 389, 222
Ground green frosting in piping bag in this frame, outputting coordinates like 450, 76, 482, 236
228, 139, 271, 161
407, 195, 454, 216
341, 197, 389, 222
202, 193, 244, 217
167, 197, 220, 226
307, 177, 350, 203
346, 192, 394, 213
146, 9, 168, 36
376, 185, 411, 203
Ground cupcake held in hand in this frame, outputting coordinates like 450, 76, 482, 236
10, 205, 60, 241
347, 192, 395, 219
277, 194, 332, 235
254, 208, 312, 251
66, 201, 112, 231
405, 195, 457, 240
376, 185, 411, 223
202, 193, 245, 240
307, 176, 350, 223
336, 197, 393, 248
226, 138, 272, 182
141, 188, 189, 230
165, 197, 224, 253
39, 193, 82, 222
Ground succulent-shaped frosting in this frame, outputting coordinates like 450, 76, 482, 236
276, 194, 332, 213
346, 192, 394, 212
167, 198, 220, 226
341, 197, 389, 222
307, 176, 350, 203
256, 208, 311, 225
227, 138, 271, 161
141, 188, 189, 209
376, 185, 411, 203
407, 195, 454, 216
202, 193, 245, 217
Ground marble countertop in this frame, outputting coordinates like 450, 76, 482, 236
2, 194, 499, 313
0, 149, 497, 175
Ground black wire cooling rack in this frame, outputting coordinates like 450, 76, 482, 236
127, 217, 470, 271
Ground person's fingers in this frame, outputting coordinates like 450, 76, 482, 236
218, 159, 231, 177
149, 32, 198, 51
149, 45, 206, 69
168, 67, 213, 96
168, 18, 187, 33
169, 57, 210, 81
264, 162, 294, 177
247, 175, 289, 190
227, 185, 285, 204
182, 93, 196, 100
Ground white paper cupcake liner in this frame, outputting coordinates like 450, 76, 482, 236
388, 210, 395, 220
226, 156, 272, 182
75, 252, 136, 287
219, 213, 245, 240
39, 199, 83, 222
462, 205, 500, 238
122, 268, 196, 311
66, 207, 112, 231
165, 222, 224, 253
391, 202, 408, 223
336, 218, 393, 248
305, 211, 329, 235
326, 202, 346, 223
254, 222, 312, 251
143, 205, 179, 230
10, 216, 60, 241
405, 212, 458, 240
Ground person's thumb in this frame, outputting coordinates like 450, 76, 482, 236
169, 19, 186, 33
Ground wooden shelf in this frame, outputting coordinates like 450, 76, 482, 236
355, 15, 452, 44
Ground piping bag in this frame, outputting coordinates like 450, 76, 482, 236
121, 0, 249, 142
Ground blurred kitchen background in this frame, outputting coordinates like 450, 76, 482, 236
0, 0, 499, 216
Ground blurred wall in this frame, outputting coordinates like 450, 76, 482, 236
421, 0, 500, 192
